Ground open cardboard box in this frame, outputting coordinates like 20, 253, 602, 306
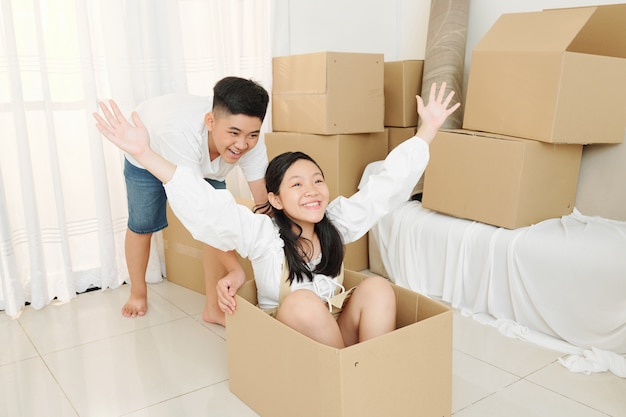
226, 270, 452, 417
463, 4, 626, 144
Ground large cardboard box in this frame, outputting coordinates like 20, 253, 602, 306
422, 130, 583, 229
272, 51, 384, 135
265, 131, 388, 271
384, 60, 423, 127
463, 5, 626, 144
226, 270, 452, 417
163, 200, 254, 294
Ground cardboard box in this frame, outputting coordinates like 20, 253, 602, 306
367, 227, 390, 279
226, 270, 452, 417
422, 129, 583, 229
343, 232, 368, 272
387, 126, 417, 152
163, 199, 254, 294
272, 51, 384, 134
463, 5, 626, 144
384, 60, 423, 127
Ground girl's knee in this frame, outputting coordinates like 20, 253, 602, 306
358, 276, 395, 302
276, 289, 326, 322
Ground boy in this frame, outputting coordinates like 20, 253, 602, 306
121, 76, 269, 325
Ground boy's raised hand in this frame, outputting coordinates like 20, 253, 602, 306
93, 100, 150, 158
415, 82, 461, 143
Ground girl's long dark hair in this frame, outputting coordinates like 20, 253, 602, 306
254, 152, 344, 284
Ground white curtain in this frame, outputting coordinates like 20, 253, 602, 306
0, 0, 283, 317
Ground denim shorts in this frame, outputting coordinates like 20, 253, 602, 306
124, 158, 226, 234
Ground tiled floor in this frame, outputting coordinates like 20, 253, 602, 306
1, 279, 624, 417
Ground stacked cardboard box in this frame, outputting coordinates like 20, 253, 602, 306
268, 51, 388, 271
422, 4, 626, 229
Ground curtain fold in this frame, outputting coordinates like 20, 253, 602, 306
0, 0, 279, 317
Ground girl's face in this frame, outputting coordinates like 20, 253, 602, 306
269, 159, 330, 227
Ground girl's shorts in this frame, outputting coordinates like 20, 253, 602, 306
263, 287, 356, 320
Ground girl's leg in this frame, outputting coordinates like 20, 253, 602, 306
276, 290, 345, 348
337, 276, 396, 347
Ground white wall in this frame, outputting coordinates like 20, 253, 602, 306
277, 0, 431, 61
283, 0, 626, 81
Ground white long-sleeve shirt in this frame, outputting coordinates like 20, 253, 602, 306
164, 135, 430, 309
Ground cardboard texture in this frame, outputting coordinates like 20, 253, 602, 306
387, 126, 417, 153
226, 270, 452, 417
163, 199, 254, 294
367, 229, 390, 279
463, 4, 626, 144
272, 51, 384, 135
422, 129, 583, 229
265, 131, 388, 271
384, 60, 423, 127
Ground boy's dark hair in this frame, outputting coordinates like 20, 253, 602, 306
254, 151, 344, 284
212, 76, 269, 121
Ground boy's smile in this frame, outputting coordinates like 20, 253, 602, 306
206, 112, 262, 163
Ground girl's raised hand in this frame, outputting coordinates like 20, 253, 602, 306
415, 82, 461, 143
93, 100, 150, 158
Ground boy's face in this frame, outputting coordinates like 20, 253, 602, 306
205, 112, 262, 163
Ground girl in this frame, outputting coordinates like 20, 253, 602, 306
94, 82, 460, 348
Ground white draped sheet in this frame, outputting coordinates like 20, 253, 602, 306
371, 200, 626, 377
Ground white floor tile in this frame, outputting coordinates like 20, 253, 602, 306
527, 362, 626, 417
195, 314, 227, 340
3, 281, 624, 417
453, 312, 561, 377
149, 279, 206, 316
453, 379, 610, 417
0, 318, 39, 366
0, 357, 78, 417
42, 317, 229, 417
17, 283, 187, 355
121, 381, 259, 417
452, 350, 520, 413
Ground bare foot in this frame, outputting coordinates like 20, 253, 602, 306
121, 293, 147, 318
202, 305, 225, 326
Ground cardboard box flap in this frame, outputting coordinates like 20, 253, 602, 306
273, 52, 329, 93
475, 8, 596, 52
567, 5, 626, 58
442, 128, 532, 143
476, 5, 626, 58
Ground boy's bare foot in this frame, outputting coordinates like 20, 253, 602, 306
202, 305, 225, 326
121, 294, 147, 318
